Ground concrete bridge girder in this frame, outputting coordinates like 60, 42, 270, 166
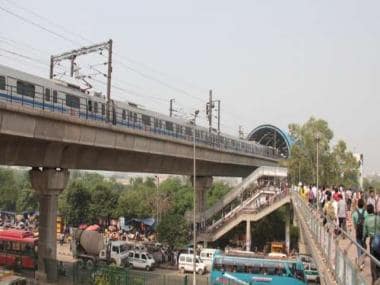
0, 102, 278, 176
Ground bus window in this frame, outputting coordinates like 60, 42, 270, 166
12, 242, 21, 251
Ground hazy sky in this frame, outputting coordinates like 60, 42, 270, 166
1, 0, 379, 174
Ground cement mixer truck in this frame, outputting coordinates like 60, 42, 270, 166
71, 229, 129, 269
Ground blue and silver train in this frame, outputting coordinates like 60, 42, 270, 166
0, 64, 279, 158
210, 251, 307, 285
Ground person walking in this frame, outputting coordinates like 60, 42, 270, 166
363, 204, 380, 284
323, 194, 336, 226
352, 199, 367, 264
337, 194, 347, 234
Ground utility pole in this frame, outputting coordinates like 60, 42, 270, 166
215, 100, 221, 134
49, 39, 113, 121
207, 90, 213, 133
169, 99, 175, 117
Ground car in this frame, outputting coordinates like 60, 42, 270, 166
178, 253, 205, 275
199, 248, 218, 272
127, 251, 155, 271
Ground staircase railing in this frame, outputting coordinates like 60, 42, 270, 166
189, 166, 288, 222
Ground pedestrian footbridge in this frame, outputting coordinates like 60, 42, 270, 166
194, 166, 379, 285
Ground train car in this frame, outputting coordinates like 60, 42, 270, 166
0, 64, 279, 159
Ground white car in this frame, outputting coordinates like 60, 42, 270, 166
200, 248, 217, 271
128, 251, 155, 271
178, 254, 205, 275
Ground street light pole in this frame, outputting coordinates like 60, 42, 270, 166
192, 110, 199, 285
154, 175, 159, 224
316, 133, 321, 213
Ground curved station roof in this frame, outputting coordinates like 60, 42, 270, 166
247, 124, 293, 158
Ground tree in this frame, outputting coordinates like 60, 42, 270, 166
207, 182, 231, 208
286, 117, 359, 187
0, 168, 19, 211
89, 184, 118, 225
15, 172, 38, 212
156, 213, 188, 248
60, 180, 91, 226
331, 140, 359, 187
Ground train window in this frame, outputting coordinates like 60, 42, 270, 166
185, 127, 192, 136
88, 100, 92, 112
154, 119, 162, 128
17, 80, 35, 98
44, 88, 51, 101
66, 94, 80, 109
133, 113, 137, 122
94, 102, 98, 113
176, 125, 182, 134
128, 111, 133, 121
0, 76, 5, 90
101, 103, 105, 115
53, 90, 58, 103
122, 110, 126, 120
142, 115, 151, 125
165, 121, 173, 131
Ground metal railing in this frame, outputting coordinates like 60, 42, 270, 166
0, 83, 281, 159
202, 188, 290, 234
187, 167, 288, 223
292, 192, 380, 285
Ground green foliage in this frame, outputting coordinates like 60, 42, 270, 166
286, 117, 359, 187
0, 168, 19, 211
364, 176, 380, 192
207, 182, 232, 208
156, 213, 188, 248
251, 207, 288, 249
60, 180, 92, 226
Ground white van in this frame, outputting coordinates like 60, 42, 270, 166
200, 248, 217, 271
178, 253, 206, 275
128, 251, 155, 271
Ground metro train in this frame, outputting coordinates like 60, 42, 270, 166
0, 64, 278, 158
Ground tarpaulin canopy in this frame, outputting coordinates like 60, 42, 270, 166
126, 218, 155, 227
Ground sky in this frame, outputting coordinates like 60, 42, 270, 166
0, 0, 379, 174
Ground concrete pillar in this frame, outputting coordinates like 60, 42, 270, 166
30, 168, 69, 284
191, 176, 213, 217
285, 218, 290, 255
246, 220, 251, 251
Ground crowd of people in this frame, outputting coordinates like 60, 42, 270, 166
298, 184, 380, 284
0, 211, 38, 234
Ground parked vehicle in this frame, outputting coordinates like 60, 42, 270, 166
72, 229, 129, 269
199, 248, 218, 271
178, 254, 205, 275
127, 251, 155, 271
0, 230, 37, 270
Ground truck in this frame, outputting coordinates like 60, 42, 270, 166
72, 229, 129, 269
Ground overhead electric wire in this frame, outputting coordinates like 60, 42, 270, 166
0, 1, 251, 134
0, 5, 79, 46
0, 47, 48, 66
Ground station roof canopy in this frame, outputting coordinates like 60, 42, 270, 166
247, 124, 293, 158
